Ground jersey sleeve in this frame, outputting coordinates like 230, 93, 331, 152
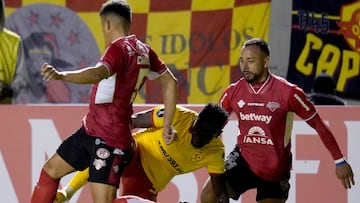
147, 47, 168, 80
219, 84, 234, 115
152, 105, 180, 127
289, 87, 344, 160
307, 114, 344, 160
288, 86, 317, 121
99, 44, 124, 76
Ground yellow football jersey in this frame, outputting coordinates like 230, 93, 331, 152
0, 28, 20, 103
0, 28, 19, 85
133, 105, 225, 193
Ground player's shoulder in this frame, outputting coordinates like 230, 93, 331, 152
112, 34, 145, 48
1, 28, 21, 40
271, 74, 295, 86
126, 34, 151, 48
224, 77, 246, 92
270, 74, 301, 92
232, 77, 246, 86
153, 105, 197, 125
173, 105, 197, 127
204, 137, 225, 150
270, 74, 310, 103
175, 105, 197, 115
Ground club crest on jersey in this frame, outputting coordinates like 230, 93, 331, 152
191, 152, 203, 162
266, 102, 280, 112
156, 108, 165, 118
93, 158, 106, 170
96, 148, 110, 159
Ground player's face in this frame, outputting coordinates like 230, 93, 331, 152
191, 129, 215, 148
190, 119, 220, 148
239, 45, 269, 83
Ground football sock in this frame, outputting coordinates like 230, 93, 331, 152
30, 169, 60, 203
68, 168, 89, 193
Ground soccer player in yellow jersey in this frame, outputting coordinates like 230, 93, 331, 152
55, 103, 229, 203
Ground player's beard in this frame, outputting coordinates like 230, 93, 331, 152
242, 71, 258, 84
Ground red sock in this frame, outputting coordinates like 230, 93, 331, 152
30, 169, 60, 203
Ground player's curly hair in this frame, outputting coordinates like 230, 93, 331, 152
196, 103, 229, 137
99, 0, 132, 23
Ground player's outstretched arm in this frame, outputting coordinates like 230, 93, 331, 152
41, 63, 109, 84
306, 114, 355, 189
54, 168, 89, 202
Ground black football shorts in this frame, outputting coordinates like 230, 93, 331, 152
57, 126, 131, 187
225, 145, 290, 201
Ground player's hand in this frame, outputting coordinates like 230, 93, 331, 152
163, 125, 177, 145
336, 162, 355, 189
41, 63, 62, 81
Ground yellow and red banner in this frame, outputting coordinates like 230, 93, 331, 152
287, 0, 360, 100
4, 0, 270, 104
0, 105, 359, 202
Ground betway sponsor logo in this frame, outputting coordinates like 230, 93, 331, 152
239, 112, 272, 124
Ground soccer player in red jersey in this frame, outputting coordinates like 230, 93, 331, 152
201, 38, 355, 203
30, 1, 177, 203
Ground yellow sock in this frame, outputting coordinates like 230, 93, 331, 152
58, 168, 89, 201
68, 168, 89, 192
